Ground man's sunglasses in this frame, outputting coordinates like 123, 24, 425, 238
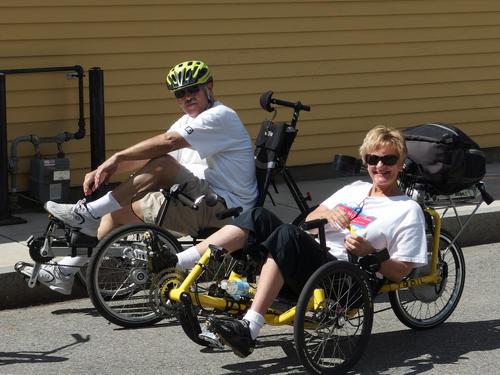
365, 154, 399, 166
174, 85, 201, 99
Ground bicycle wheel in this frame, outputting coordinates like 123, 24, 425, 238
389, 229, 465, 329
178, 253, 239, 347
294, 261, 374, 375
87, 223, 182, 328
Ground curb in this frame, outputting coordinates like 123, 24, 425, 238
0, 271, 87, 309
1, 207, 499, 310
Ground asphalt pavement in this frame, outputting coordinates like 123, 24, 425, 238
1, 163, 500, 309
0, 241, 498, 375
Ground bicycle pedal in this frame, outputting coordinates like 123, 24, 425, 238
199, 327, 224, 349
69, 231, 98, 248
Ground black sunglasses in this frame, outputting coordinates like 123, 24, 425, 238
365, 154, 399, 166
174, 85, 201, 99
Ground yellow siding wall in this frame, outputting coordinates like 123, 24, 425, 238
2, 0, 500, 191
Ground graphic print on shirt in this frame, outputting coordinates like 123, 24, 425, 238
336, 203, 376, 232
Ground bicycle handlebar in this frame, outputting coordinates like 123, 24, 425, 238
164, 184, 242, 221
259, 90, 311, 113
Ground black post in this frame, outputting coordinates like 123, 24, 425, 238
0, 73, 26, 225
89, 67, 106, 200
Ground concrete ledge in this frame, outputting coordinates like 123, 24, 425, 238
2, 207, 499, 310
442, 210, 500, 247
0, 271, 87, 309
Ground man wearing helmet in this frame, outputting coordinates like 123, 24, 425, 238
16, 60, 258, 295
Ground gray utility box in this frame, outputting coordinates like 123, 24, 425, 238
30, 157, 71, 203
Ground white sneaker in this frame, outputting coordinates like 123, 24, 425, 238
15, 262, 74, 295
45, 199, 100, 237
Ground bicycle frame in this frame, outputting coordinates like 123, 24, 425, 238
167, 206, 446, 328
168, 248, 298, 326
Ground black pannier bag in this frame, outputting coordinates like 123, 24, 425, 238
254, 120, 297, 206
402, 123, 486, 195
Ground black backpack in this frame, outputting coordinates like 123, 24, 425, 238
254, 120, 297, 206
402, 123, 486, 195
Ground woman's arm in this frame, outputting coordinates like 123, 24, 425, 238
344, 234, 413, 282
305, 204, 350, 234
379, 259, 413, 282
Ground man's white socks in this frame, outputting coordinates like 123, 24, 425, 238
176, 246, 201, 270
86, 191, 121, 218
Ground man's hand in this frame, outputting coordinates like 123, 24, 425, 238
83, 156, 119, 196
344, 233, 375, 257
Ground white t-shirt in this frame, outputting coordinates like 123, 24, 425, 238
167, 101, 258, 210
321, 181, 428, 266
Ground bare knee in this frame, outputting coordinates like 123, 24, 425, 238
97, 205, 143, 240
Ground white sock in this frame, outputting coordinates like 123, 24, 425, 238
243, 309, 265, 340
57, 256, 89, 276
176, 246, 201, 270
86, 191, 121, 218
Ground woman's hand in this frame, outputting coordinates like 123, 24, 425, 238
306, 205, 351, 232
344, 233, 375, 257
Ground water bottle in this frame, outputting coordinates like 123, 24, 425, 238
220, 279, 253, 300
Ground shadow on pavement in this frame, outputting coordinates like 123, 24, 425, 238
218, 319, 500, 375
0, 333, 90, 366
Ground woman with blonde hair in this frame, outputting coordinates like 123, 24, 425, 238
158, 125, 428, 358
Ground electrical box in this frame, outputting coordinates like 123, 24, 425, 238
30, 157, 71, 203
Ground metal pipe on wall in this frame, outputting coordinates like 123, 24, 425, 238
0, 73, 26, 225
89, 67, 106, 200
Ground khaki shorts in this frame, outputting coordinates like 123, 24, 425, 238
140, 165, 231, 237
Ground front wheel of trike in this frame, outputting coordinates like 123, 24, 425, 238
389, 229, 465, 329
87, 223, 182, 328
294, 261, 374, 375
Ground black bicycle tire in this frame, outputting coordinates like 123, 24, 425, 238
388, 229, 465, 330
87, 223, 182, 328
177, 254, 239, 347
178, 306, 210, 347
294, 260, 374, 375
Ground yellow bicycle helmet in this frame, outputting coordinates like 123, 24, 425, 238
165, 60, 212, 92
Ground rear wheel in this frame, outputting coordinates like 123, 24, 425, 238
87, 223, 182, 328
294, 261, 373, 374
389, 229, 465, 329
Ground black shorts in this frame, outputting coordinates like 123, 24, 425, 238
232, 207, 334, 297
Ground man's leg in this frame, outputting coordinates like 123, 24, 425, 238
43, 155, 181, 238
97, 201, 144, 240
17, 155, 182, 294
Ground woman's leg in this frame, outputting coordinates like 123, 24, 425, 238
176, 207, 284, 270
249, 255, 285, 315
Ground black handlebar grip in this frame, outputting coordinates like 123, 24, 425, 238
216, 206, 243, 220
273, 98, 310, 112
300, 218, 328, 231
204, 193, 220, 207
259, 91, 274, 112
259, 90, 311, 112
477, 182, 495, 205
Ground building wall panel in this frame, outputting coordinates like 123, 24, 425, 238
1, 0, 500, 192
